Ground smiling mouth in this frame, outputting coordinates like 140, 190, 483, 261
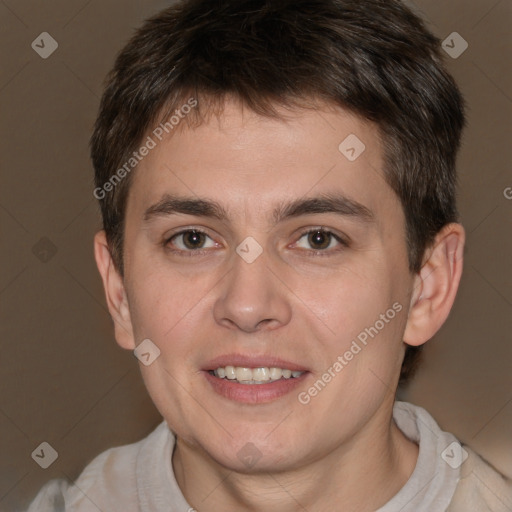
209, 366, 305, 384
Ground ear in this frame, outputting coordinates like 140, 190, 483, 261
94, 230, 136, 350
403, 223, 465, 347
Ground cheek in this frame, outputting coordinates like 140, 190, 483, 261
292, 259, 390, 335
293, 261, 407, 382
125, 249, 211, 341
125, 268, 214, 430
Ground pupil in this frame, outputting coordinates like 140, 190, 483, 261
308, 230, 330, 249
184, 230, 204, 249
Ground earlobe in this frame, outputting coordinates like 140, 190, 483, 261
403, 223, 465, 347
93, 231, 136, 350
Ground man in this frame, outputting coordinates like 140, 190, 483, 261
28, 0, 512, 510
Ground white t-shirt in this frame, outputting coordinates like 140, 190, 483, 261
27, 401, 512, 511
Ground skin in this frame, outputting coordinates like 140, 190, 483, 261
95, 98, 465, 511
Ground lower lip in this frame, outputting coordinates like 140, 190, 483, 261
203, 371, 309, 404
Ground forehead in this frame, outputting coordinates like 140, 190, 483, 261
126, 99, 402, 228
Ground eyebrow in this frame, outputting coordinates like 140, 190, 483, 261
143, 192, 375, 225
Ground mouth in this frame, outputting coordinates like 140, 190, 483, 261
208, 366, 304, 384
202, 356, 309, 404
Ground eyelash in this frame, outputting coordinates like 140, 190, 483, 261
164, 228, 216, 258
163, 227, 349, 257
293, 227, 349, 257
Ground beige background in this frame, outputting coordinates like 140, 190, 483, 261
0, 1, 511, 510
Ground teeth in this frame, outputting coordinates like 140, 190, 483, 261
269, 367, 282, 380
212, 366, 304, 383
236, 367, 252, 381
225, 366, 236, 379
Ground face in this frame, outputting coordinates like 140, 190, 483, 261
119, 99, 415, 472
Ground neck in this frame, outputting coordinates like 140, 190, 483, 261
172, 404, 418, 512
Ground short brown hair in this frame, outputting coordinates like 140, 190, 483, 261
90, 0, 465, 385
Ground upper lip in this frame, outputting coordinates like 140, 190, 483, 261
202, 354, 309, 372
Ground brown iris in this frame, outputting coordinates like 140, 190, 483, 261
182, 230, 206, 249
307, 230, 332, 250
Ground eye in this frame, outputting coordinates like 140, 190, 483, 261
166, 229, 217, 252
294, 228, 347, 253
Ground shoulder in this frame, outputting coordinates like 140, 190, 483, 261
448, 445, 512, 511
392, 401, 512, 511
26, 421, 170, 512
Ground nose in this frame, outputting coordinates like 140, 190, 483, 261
213, 245, 292, 333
